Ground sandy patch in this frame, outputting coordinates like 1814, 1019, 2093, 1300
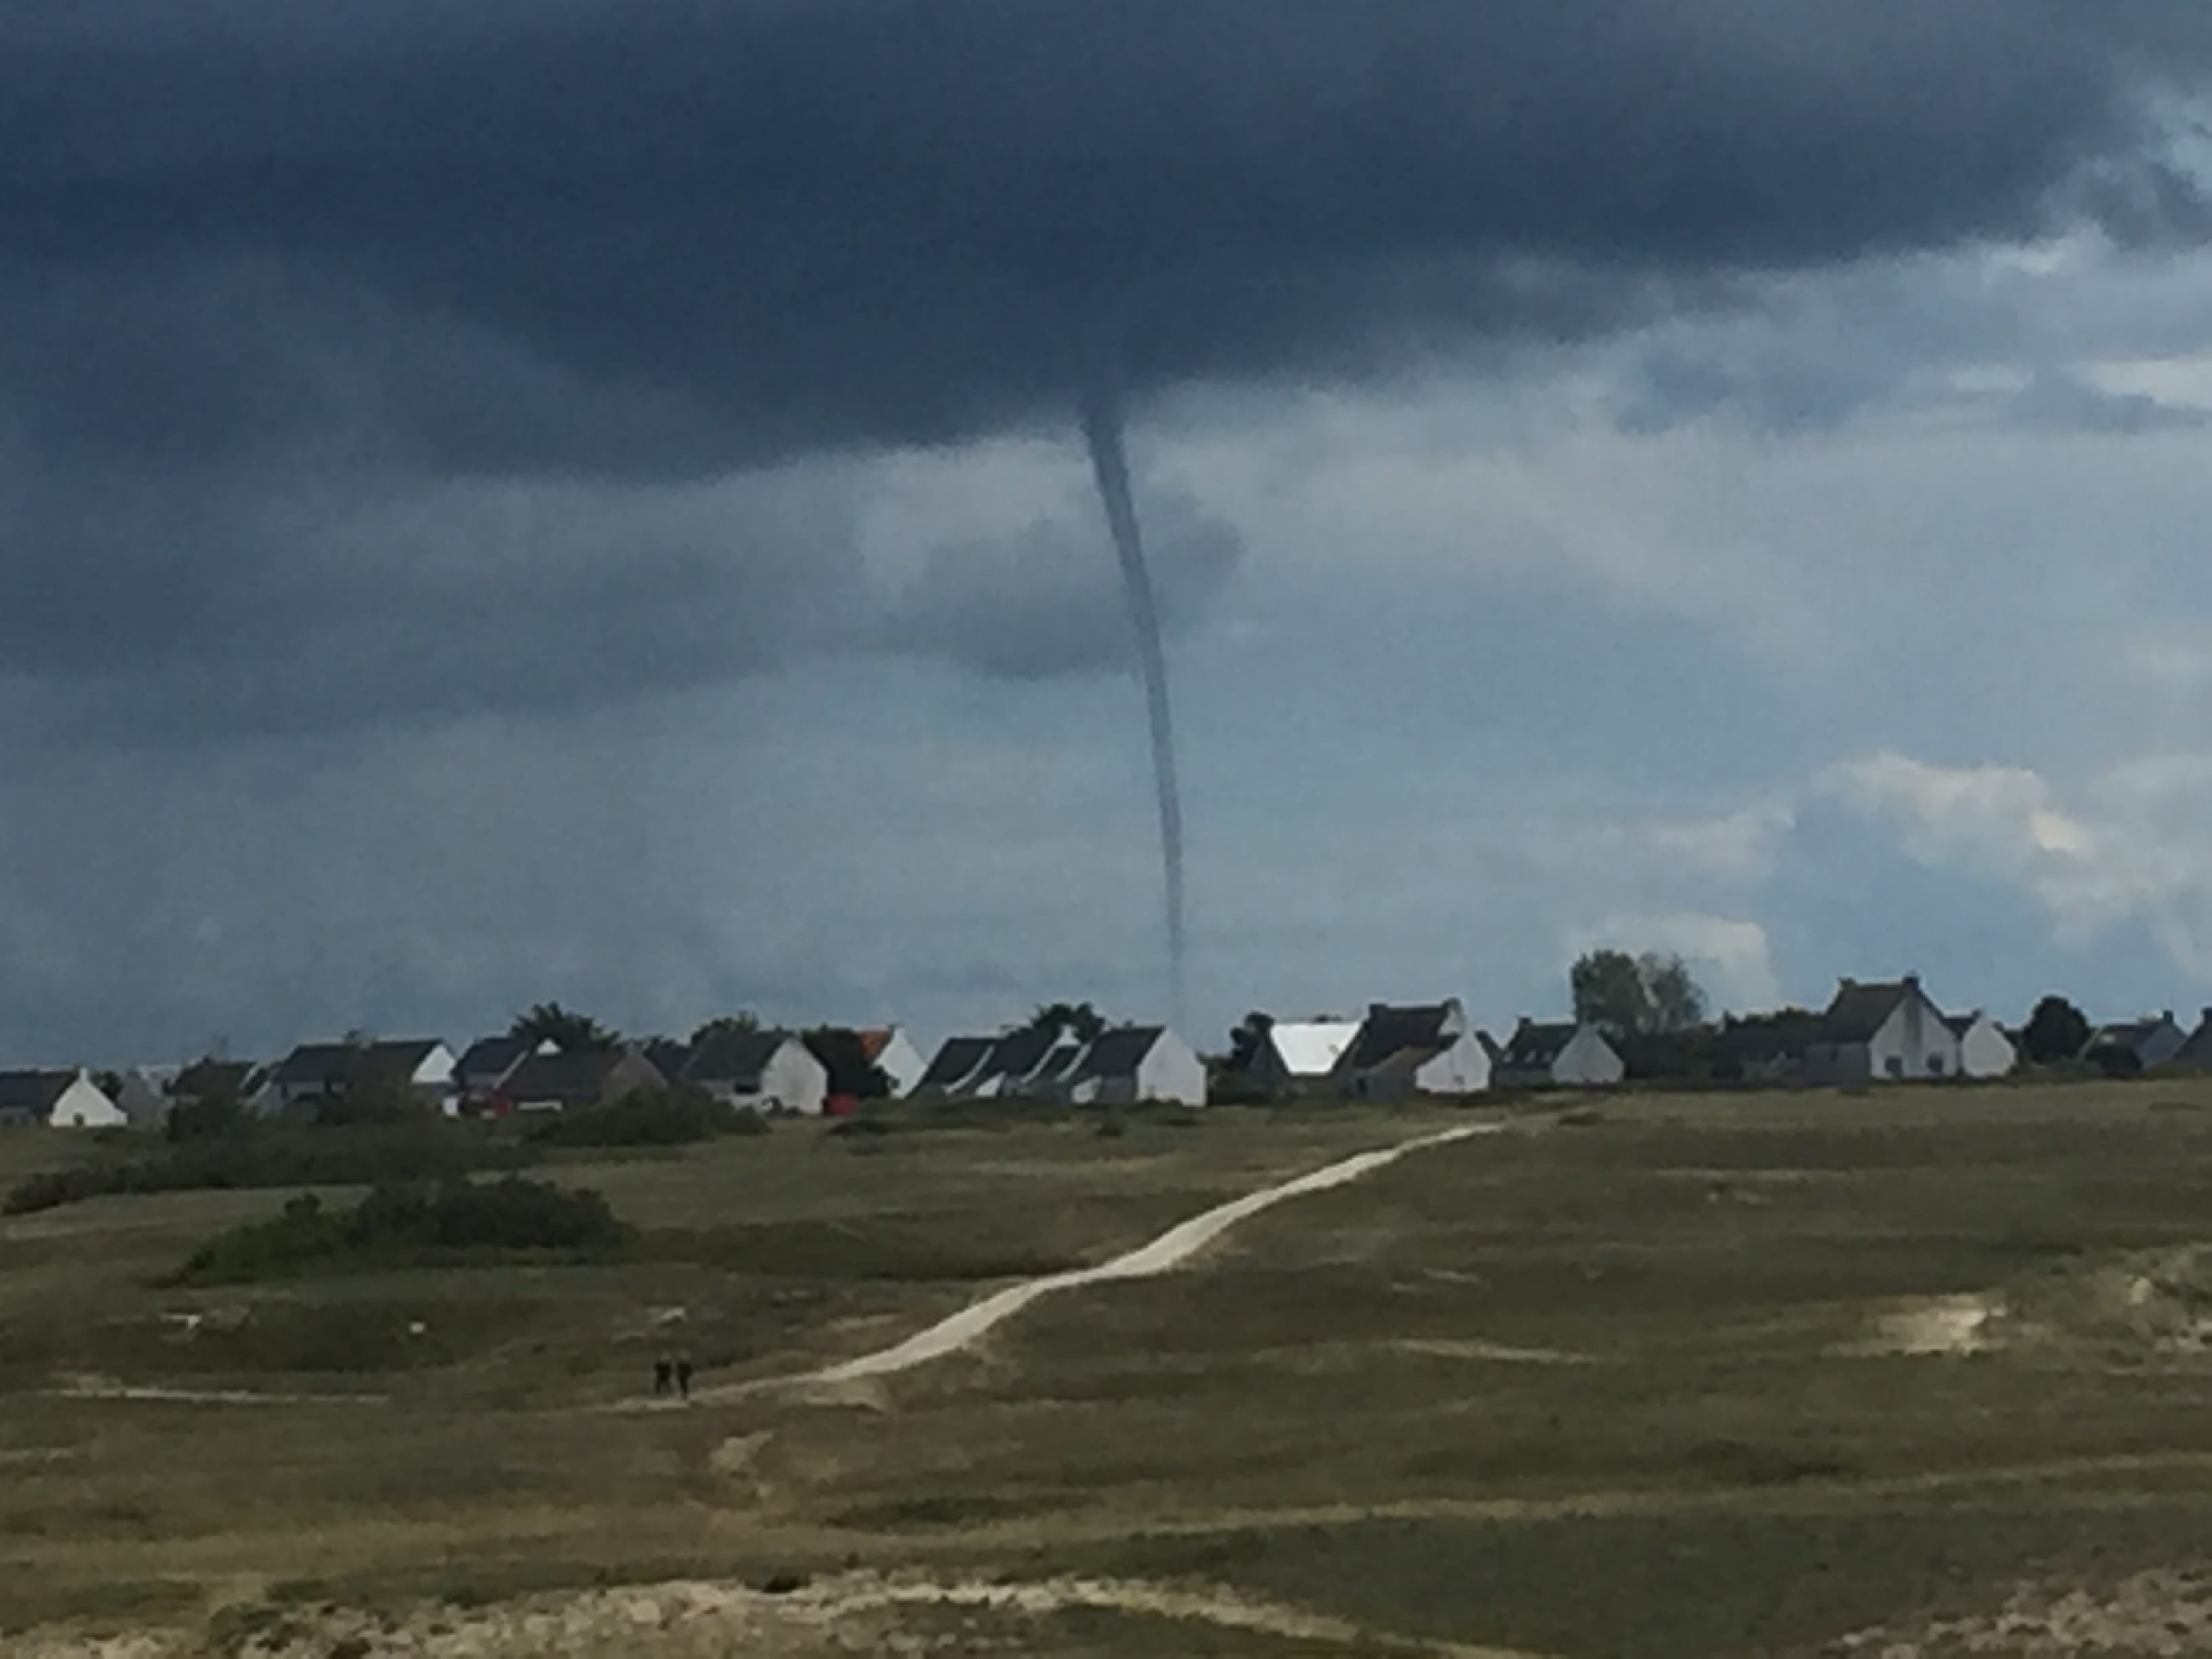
1820, 1568, 2212, 1656
9, 1572, 1554, 1658
1393, 1338, 1598, 1366
1839, 1294, 2003, 1358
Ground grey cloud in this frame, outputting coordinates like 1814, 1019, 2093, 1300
889, 491, 1243, 681
5, 2, 2209, 479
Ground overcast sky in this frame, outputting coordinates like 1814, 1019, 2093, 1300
7, 3, 2212, 1063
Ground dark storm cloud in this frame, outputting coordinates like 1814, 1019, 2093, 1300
5, 1, 2209, 477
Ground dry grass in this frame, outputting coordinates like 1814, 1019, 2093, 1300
12, 1081, 2212, 1654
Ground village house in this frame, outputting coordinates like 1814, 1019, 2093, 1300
913, 1036, 998, 1101
1249, 1019, 1363, 1099
266, 1039, 459, 1113
499, 1048, 665, 1113
1713, 1010, 1824, 1085
802, 1028, 902, 1115
111, 1065, 180, 1128
1337, 1001, 1492, 1099
1945, 1011, 2019, 1080
1061, 1026, 1208, 1107
453, 1035, 552, 1109
0, 1069, 127, 1129
857, 1027, 927, 1098
2082, 1012, 2188, 1076
1492, 1020, 1625, 1089
682, 1029, 830, 1115
2167, 1010, 2212, 1073
1802, 976, 1960, 1085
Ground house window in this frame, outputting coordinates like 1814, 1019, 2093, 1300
1928, 1055, 1946, 1077
1885, 1057, 1904, 1080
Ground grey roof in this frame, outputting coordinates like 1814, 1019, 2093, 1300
1500, 1022, 1581, 1070
0, 1070, 79, 1115
504, 1048, 661, 1105
1343, 1004, 1457, 1073
802, 1028, 882, 1095
171, 1058, 260, 1101
979, 1027, 1061, 1090
684, 1029, 790, 1089
1074, 1026, 1165, 1081
273, 1039, 443, 1086
918, 1036, 995, 1092
1029, 1040, 1088, 1087
1715, 1010, 1823, 1067
456, 1035, 537, 1085
1818, 981, 1916, 1045
2086, 1015, 2180, 1055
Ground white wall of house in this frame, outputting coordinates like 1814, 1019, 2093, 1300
1412, 1032, 1492, 1095
1868, 994, 1963, 1082
49, 1073, 127, 1129
1552, 1025, 1626, 1088
1256, 1021, 1362, 1096
1135, 1030, 1207, 1105
1955, 1017, 2017, 1080
724, 1039, 830, 1115
874, 1030, 927, 1098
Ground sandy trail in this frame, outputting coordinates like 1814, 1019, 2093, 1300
688, 1121, 1498, 1403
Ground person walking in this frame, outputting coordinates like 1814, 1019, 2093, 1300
674, 1353, 694, 1401
653, 1355, 673, 1397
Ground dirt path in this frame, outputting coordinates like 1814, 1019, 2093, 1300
692, 1120, 1500, 1402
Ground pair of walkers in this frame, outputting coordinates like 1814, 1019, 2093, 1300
652, 1353, 694, 1400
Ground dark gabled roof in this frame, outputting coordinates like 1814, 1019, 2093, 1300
1500, 1022, 1580, 1070
171, 1058, 260, 1101
1343, 1004, 1457, 1073
641, 1039, 693, 1081
1715, 1010, 1823, 1067
919, 1036, 995, 1091
979, 1027, 1061, 1090
456, 1035, 537, 1084
684, 1029, 790, 1088
803, 1029, 882, 1095
1074, 1026, 1166, 1081
273, 1039, 443, 1086
2086, 1015, 2180, 1055
503, 1048, 660, 1104
0, 1070, 78, 1114
1029, 1040, 1088, 1087
1818, 981, 1915, 1045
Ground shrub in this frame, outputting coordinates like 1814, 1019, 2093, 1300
173, 1178, 631, 1284
3, 1120, 533, 1216
523, 1088, 764, 1148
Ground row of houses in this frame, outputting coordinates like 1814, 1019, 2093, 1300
11, 977, 2212, 1131
0, 1025, 933, 1130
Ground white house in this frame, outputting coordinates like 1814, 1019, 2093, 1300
1945, 1011, 2018, 1080
860, 1027, 928, 1098
683, 1030, 830, 1115
0, 1069, 128, 1129
1337, 1002, 1492, 1099
1251, 1019, 1363, 1098
500, 1048, 665, 1113
1064, 1026, 1207, 1107
1802, 977, 1961, 1085
2083, 1012, 2188, 1076
1493, 1020, 1626, 1089
266, 1039, 458, 1112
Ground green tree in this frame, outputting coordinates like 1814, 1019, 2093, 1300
510, 1002, 621, 1054
2021, 995, 2091, 1065
1641, 954, 1710, 1034
1570, 950, 1709, 1038
1572, 950, 1653, 1038
1028, 1002, 1107, 1043
690, 1012, 762, 1046
1227, 1011, 1275, 1073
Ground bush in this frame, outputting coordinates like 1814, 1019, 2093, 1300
523, 1088, 764, 1148
3, 1120, 534, 1216
174, 1177, 631, 1284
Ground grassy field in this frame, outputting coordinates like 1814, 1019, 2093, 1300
11, 1082, 2212, 1654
